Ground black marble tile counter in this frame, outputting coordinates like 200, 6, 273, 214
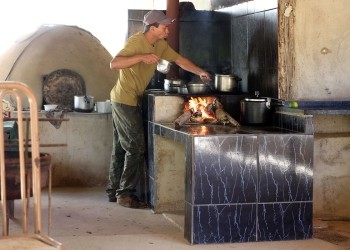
147, 121, 314, 245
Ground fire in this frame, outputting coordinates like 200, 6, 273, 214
174, 97, 240, 128
184, 97, 216, 123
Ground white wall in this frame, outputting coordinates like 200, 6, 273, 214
293, 0, 350, 100
292, 0, 350, 219
0, 0, 128, 57
0, 1, 211, 57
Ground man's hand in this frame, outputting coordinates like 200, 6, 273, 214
142, 53, 160, 64
199, 71, 211, 83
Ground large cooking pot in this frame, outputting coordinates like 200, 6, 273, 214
74, 95, 94, 112
214, 74, 241, 92
240, 96, 284, 125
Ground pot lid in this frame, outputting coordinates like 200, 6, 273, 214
43, 69, 86, 110
243, 98, 267, 102
215, 74, 234, 77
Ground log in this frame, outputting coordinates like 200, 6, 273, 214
214, 99, 240, 127
174, 110, 192, 129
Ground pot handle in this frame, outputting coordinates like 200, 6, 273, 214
266, 98, 271, 109
266, 97, 285, 108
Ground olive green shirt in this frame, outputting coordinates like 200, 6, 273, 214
110, 32, 180, 106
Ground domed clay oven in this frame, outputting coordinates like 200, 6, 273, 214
0, 25, 117, 110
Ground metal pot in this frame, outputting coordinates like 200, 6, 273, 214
215, 74, 237, 92
164, 80, 179, 93
171, 79, 183, 85
240, 96, 284, 125
186, 83, 210, 94
74, 95, 94, 112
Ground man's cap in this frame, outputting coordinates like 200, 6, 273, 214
143, 10, 174, 25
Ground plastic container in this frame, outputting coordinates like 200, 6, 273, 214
43, 104, 58, 111
96, 101, 112, 113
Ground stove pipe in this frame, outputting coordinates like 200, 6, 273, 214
166, 0, 180, 79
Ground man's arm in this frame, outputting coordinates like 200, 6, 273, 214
110, 53, 160, 69
175, 55, 211, 81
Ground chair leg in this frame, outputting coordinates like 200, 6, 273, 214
5, 200, 14, 235
7, 200, 15, 219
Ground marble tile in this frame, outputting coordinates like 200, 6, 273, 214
146, 94, 314, 244
185, 138, 194, 203
274, 112, 314, 134
192, 136, 258, 204
257, 202, 313, 241
189, 203, 257, 244
258, 135, 314, 202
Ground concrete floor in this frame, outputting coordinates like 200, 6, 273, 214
6, 187, 350, 250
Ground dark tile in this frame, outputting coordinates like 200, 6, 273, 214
258, 135, 314, 202
232, 16, 248, 69
257, 202, 313, 241
264, 9, 278, 69
179, 11, 231, 72
191, 203, 257, 244
247, 12, 265, 68
147, 122, 155, 177
185, 139, 193, 203
192, 136, 258, 204
262, 67, 278, 97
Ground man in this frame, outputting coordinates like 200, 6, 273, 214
106, 10, 211, 208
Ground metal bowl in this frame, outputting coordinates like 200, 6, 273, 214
157, 59, 172, 74
178, 84, 189, 94
186, 83, 210, 94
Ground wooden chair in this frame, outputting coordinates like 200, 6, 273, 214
0, 81, 65, 249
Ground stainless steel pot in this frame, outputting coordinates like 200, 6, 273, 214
164, 80, 179, 93
74, 95, 94, 112
187, 83, 210, 94
240, 96, 284, 125
215, 74, 237, 92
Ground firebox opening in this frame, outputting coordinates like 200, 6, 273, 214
174, 96, 240, 129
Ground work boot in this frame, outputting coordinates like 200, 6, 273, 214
117, 195, 148, 209
108, 196, 117, 202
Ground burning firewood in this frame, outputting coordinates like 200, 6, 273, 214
174, 97, 240, 128
174, 110, 192, 129
213, 99, 240, 127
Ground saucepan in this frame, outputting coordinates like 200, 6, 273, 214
186, 83, 210, 94
74, 95, 94, 112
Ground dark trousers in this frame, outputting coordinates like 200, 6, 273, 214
106, 102, 145, 198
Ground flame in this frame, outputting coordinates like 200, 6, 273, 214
184, 97, 216, 123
